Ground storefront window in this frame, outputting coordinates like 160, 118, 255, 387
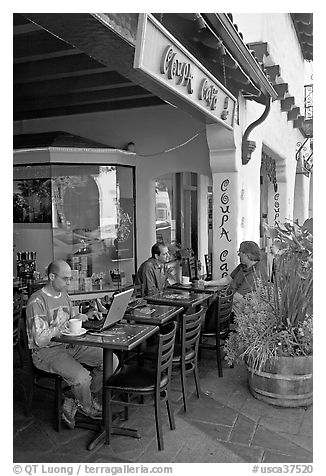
13, 164, 135, 294
155, 172, 198, 254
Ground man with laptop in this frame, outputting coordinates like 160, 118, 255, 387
26, 259, 120, 429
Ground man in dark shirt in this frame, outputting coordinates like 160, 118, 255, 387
204, 241, 267, 309
135, 242, 170, 296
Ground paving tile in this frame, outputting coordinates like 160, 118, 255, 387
299, 406, 313, 435
251, 425, 313, 460
241, 397, 304, 423
136, 418, 189, 463
263, 450, 313, 463
260, 416, 303, 434
225, 388, 249, 411
229, 414, 257, 445
179, 393, 238, 426
13, 355, 313, 465
172, 436, 244, 463
277, 432, 313, 453
187, 419, 232, 442
13, 423, 56, 454
217, 441, 264, 462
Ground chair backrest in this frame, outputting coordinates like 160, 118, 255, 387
204, 254, 212, 277
13, 292, 24, 322
13, 292, 24, 345
204, 288, 234, 332
182, 306, 204, 361
216, 288, 234, 329
187, 256, 197, 281
156, 321, 177, 390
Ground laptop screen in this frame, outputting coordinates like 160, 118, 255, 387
101, 288, 134, 330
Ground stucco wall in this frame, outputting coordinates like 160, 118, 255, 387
232, 12, 307, 232
14, 104, 211, 265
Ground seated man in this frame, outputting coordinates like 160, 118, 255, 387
134, 242, 170, 296
204, 241, 267, 328
26, 259, 119, 429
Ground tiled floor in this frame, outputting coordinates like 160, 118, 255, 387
13, 347, 313, 463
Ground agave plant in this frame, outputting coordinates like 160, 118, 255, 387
265, 219, 313, 328
224, 219, 313, 371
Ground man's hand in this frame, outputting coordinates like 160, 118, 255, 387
86, 309, 103, 321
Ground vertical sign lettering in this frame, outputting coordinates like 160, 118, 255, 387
219, 179, 232, 277
274, 192, 280, 225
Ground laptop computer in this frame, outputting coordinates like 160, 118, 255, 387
83, 288, 134, 332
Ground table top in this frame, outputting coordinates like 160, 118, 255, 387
168, 283, 225, 294
145, 289, 210, 308
52, 322, 159, 351
124, 304, 184, 325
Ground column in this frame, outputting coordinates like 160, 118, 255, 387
293, 171, 310, 224
206, 124, 240, 279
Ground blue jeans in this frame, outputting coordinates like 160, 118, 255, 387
32, 343, 118, 412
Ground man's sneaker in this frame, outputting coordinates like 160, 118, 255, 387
78, 398, 102, 420
62, 397, 78, 429
92, 397, 102, 412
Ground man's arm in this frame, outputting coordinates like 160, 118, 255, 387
204, 275, 232, 287
26, 296, 68, 348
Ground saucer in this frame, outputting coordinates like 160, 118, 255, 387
61, 328, 87, 337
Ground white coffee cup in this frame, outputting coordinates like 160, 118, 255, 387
182, 276, 190, 285
68, 318, 82, 334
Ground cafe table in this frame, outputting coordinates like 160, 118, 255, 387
145, 289, 210, 312
124, 304, 184, 326
168, 282, 225, 295
53, 322, 159, 450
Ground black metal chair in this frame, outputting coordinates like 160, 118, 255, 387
24, 335, 68, 432
172, 307, 204, 412
104, 321, 177, 450
13, 292, 25, 368
204, 253, 212, 281
199, 288, 234, 377
187, 256, 198, 281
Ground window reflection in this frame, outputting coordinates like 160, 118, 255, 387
155, 172, 198, 255
13, 164, 135, 294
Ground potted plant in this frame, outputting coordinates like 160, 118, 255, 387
224, 219, 313, 407
166, 241, 195, 283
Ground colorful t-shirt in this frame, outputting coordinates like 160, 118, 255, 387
26, 288, 72, 351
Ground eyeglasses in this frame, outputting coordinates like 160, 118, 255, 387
54, 274, 73, 282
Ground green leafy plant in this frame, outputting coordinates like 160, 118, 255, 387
224, 219, 313, 372
167, 241, 194, 262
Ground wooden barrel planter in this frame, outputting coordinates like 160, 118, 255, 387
247, 355, 313, 407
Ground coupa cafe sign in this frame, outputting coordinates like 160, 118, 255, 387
134, 14, 236, 129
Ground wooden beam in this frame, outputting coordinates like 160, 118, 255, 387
247, 42, 269, 62
13, 96, 164, 121
287, 107, 300, 121
13, 71, 132, 98
281, 96, 294, 111
294, 116, 304, 128
264, 65, 280, 83
14, 86, 153, 112
14, 54, 111, 83
273, 83, 288, 100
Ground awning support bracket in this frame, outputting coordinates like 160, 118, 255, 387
242, 95, 271, 165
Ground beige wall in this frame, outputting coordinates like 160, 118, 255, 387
14, 104, 212, 267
